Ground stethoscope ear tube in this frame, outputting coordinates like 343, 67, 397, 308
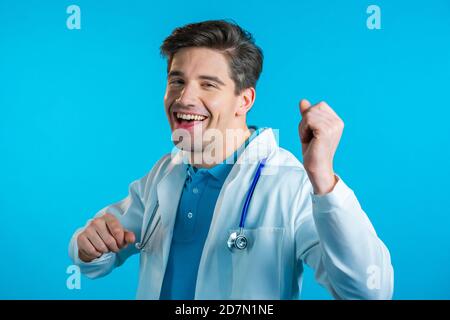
136, 201, 160, 250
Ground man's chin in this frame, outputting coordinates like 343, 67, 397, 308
172, 139, 205, 153
170, 126, 210, 153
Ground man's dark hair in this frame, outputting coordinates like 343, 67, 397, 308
160, 19, 264, 95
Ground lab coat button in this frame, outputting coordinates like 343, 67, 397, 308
187, 212, 193, 219
192, 187, 199, 194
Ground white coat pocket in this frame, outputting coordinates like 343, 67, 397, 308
228, 227, 285, 299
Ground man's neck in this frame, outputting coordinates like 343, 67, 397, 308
190, 127, 251, 169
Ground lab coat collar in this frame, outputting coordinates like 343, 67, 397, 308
174, 127, 276, 179
157, 127, 277, 203
225, 127, 277, 182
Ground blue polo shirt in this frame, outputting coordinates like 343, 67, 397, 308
159, 128, 263, 299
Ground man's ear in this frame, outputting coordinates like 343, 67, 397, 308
236, 87, 256, 116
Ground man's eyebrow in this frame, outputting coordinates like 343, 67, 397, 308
167, 70, 225, 86
198, 75, 226, 86
167, 70, 184, 78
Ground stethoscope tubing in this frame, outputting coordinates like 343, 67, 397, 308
239, 157, 267, 228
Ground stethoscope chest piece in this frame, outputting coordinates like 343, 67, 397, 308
227, 231, 248, 251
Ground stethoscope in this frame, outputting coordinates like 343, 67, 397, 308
227, 157, 267, 251
135, 201, 161, 250
135, 157, 268, 252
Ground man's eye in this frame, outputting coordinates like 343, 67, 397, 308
202, 82, 217, 88
169, 79, 184, 86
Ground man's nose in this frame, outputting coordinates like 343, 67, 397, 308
175, 84, 199, 106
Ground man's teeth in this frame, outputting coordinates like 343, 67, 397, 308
176, 112, 207, 121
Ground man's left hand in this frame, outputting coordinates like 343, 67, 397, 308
298, 99, 344, 195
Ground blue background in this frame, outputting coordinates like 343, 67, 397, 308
1, 0, 449, 299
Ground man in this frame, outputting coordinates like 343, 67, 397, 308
69, 20, 394, 299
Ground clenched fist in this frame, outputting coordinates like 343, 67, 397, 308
77, 213, 136, 263
298, 99, 344, 195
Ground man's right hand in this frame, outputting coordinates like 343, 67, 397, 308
77, 213, 136, 263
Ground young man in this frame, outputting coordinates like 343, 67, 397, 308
69, 20, 394, 299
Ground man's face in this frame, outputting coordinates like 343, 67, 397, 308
164, 47, 245, 152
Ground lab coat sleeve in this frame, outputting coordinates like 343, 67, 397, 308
68, 175, 147, 279
294, 175, 394, 299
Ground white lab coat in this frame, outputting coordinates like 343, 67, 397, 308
69, 128, 394, 299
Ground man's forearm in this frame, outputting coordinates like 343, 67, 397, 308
310, 178, 394, 299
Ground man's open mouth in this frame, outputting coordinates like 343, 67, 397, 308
174, 112, 208, 125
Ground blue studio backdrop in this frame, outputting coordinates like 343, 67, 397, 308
1, 0, 449, 299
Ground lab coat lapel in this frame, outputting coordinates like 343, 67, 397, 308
156, 152, 187, 265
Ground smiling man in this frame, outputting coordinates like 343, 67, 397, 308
69, 20, 394, 299
165, 46, 253, 167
